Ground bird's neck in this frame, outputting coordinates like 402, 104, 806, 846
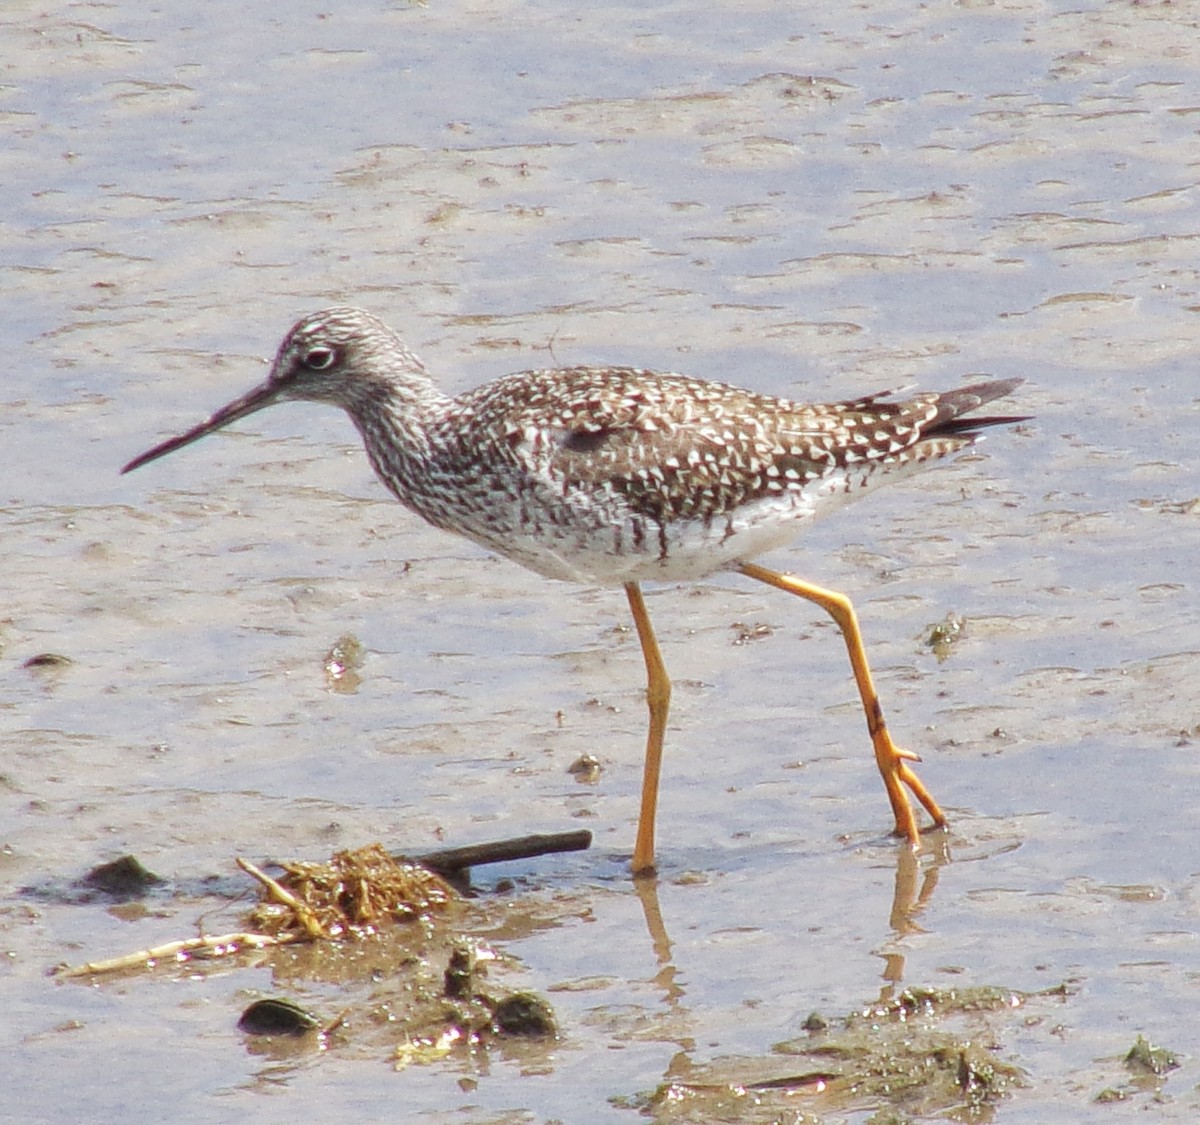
343, 376, 454, 507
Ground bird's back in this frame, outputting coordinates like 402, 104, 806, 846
370, 364, 1021, 586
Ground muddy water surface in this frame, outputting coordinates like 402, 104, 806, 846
4, 1, 1200, 1121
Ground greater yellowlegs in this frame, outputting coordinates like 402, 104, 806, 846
123, 307, 1026, 875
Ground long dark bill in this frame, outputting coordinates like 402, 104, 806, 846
121, 379, 283, 474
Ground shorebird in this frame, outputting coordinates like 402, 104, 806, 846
123, 307, 1025, 875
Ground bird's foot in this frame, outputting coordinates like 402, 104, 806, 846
874, 730, 948, 846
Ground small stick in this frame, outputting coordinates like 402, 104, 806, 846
54, 930, 299, 979
409, 829, 592, 876
236, 856, 328, 938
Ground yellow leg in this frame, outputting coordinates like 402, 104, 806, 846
737, 561, 946, 846
625, 581, 671, 877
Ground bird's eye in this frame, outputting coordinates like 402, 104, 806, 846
304, 346, 337, 370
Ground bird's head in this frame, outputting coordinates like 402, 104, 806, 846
121, 306, 428, 474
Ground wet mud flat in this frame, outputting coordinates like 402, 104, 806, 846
25, 842, 1107, 1123
5, 0, 1200, 1121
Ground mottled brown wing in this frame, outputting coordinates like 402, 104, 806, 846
484, 368, 913, 522
454, 367, 1022, 523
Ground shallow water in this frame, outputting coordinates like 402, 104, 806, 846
4, 0, 1200, 1120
